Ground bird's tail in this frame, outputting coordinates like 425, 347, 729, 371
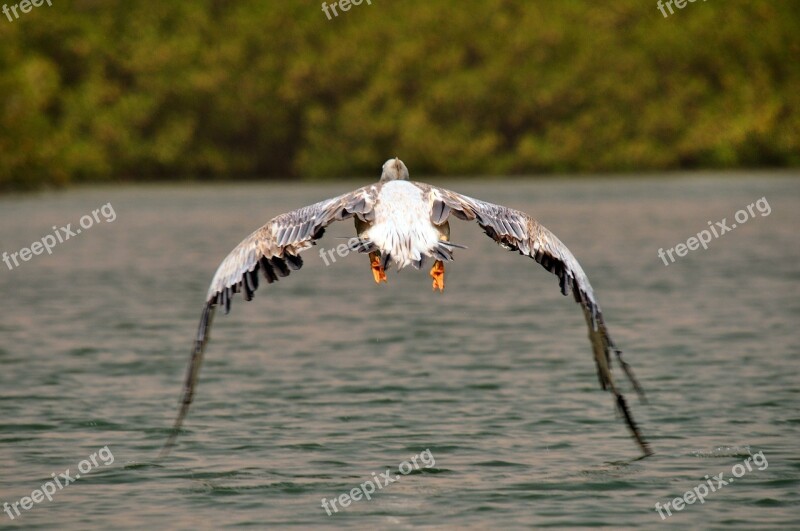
409, 241, 467, 269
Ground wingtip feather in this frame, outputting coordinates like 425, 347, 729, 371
158, 301, 216, 459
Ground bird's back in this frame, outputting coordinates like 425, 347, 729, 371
366, 181, 441, 269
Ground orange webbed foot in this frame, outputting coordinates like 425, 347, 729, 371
370, 254, 387, 284
430, 260, 445, 291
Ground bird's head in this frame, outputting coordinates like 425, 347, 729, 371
380, 157, 409, 182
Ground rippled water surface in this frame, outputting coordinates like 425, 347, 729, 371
1, 174, 798, 529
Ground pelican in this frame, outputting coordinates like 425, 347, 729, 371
160, 158, 651, 457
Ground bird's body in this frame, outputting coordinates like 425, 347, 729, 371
362, 180, 445, 270
161, 158, 652, 459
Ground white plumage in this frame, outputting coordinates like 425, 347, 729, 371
364, 180, 442, 269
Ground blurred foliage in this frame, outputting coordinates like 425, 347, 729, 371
1, 0, 798, 191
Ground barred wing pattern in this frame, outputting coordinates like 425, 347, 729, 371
423, 184, 651, 455
159, 185, 379, 457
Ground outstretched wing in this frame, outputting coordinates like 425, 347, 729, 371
421, 183, 651, 455
159, 184, 379, 457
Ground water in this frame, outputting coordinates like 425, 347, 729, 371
1, 174, 798, 529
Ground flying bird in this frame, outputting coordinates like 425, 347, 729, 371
160, 158, 651, 457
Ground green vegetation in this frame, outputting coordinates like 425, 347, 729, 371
1, 0, 798, 191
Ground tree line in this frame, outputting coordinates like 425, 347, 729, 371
1, 0, 798, 191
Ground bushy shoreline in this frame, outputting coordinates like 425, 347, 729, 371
1, 1, 798, 191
